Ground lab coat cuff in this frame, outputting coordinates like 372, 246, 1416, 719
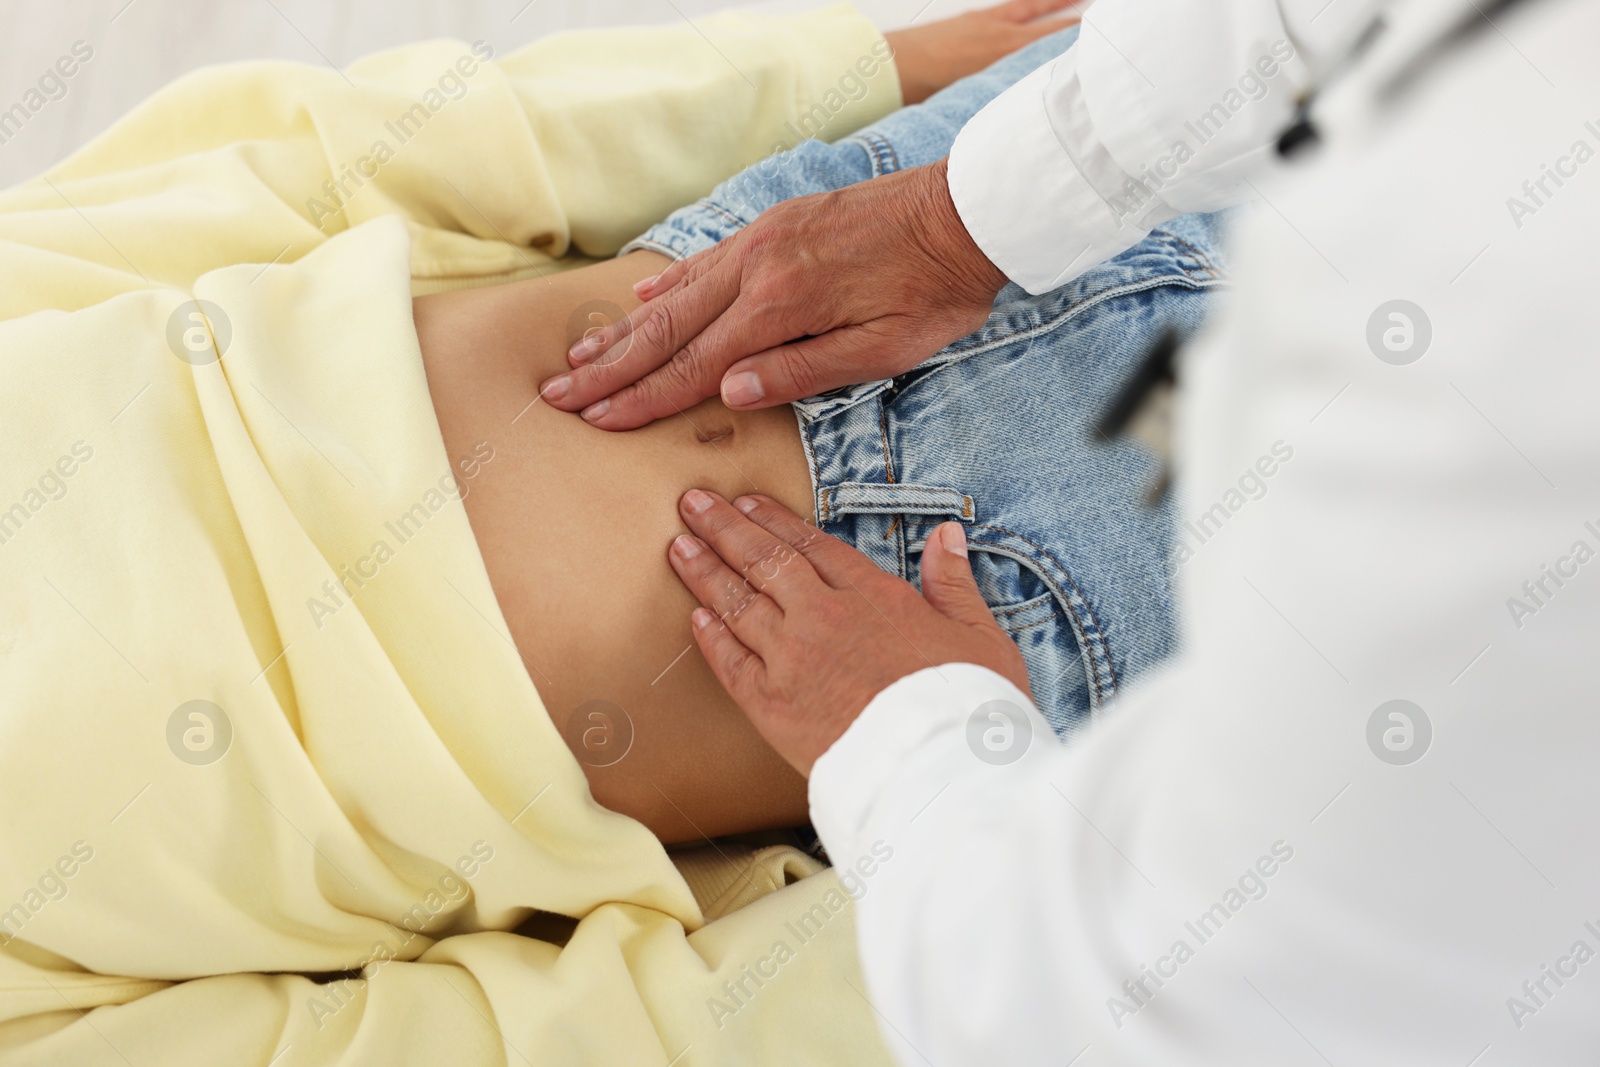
808, 663, 1038, 867
947, 60, 1131, 295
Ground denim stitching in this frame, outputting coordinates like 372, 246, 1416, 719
976, 277, 1193, 355
968, 536, 1107, 706
626, 238, 687, 262
830, 484, 962, 493
1144, 231, 1214, 281
816, 485, 967, 519
822, 484, 973, 515
1005, 610, 1064, 635
702, 201, 748, 230
800, 413, 826, 523
850, 133, 898, 178
795, 275, 1222, 427
903, 276, 1216, 403
1152, 229, 1226, 280
989, 595, 1064, 632
907, 518, 1117, 706
975, 522, 1118, 703
869, 136, 889, 177
895, 506, 907, 576
992, 594, 1053, 618
879, 134, 901, 175
877, 399, 897, 482
965, 530, 1112, 706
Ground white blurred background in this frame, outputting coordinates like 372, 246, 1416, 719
0, 0, 999, 188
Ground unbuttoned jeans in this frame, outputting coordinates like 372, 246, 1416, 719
624, 27, 1232, 734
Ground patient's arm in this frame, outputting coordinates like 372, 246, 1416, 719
885, 0, 1080, 104
413, 252, 816, 843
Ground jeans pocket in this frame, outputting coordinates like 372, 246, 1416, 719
990, 591, 1058, 634
818, 481, 1117, 734
945, 530, 1106, 734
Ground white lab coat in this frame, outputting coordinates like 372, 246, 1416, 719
947, 0, 1384, 293
810, 0, 1600, 1063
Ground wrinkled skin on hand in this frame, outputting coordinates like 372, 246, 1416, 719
540, 158, 1010, 431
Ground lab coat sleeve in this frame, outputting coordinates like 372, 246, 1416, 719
812, 2, 1600, 1061
809, 651, 1597, 1065
946, 0, 1380, 293
809, 663, 1103, 1065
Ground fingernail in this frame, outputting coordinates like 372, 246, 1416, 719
581, 399, 609, 422
943, 523, 968, 558
683, 489, 714, 514
673, 534, 703, 559
692, 607, 715, 630
734, 496, 759, 515
570, 335, 602, 363
633, 274, 660, 296
540, 375, 570, 401
722, 371, 765, 407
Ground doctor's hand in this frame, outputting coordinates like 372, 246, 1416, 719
667, 489, 1032, 777
539, 158, 1009, 431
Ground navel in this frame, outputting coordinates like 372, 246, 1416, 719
695, 424, 735, 445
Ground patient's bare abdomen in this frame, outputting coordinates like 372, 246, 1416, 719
412, 252, 814, 843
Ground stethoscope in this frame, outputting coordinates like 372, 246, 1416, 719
1277, 0, 1540, 158
1098, 0, 1544, 498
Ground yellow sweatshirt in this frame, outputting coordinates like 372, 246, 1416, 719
0, 7, 903, 1065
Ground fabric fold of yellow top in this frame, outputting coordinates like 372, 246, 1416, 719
0, 7, 903, 1065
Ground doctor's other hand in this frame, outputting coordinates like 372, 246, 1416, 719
538, 158, 1009, 431
884, 0, 1081, 105
667, 490, 1033, 777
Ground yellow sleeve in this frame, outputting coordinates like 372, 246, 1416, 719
0, 2, 901, 316
0, 9, 905, 1066
0, 213, 899, 1067
0, 879, 887, 1067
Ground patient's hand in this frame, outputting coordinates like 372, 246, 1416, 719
885, 0, 1081, 104
667, 490, 1033, 777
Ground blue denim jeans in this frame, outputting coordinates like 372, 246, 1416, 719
623, 28, 1231, 736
